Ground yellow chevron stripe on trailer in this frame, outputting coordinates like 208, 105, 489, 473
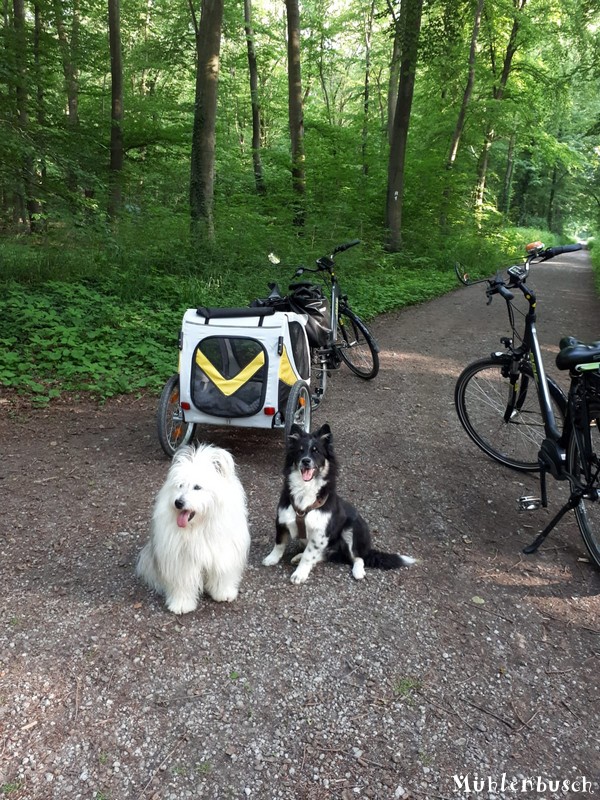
195, 350, 265, 397
278, 345, 297, 386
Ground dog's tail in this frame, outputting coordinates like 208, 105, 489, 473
364, 551, 416, 570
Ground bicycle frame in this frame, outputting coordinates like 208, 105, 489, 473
296, 241, 361, 405
309, 264, 343, 406
487, 265, 565, 456
505, 280, 563, 444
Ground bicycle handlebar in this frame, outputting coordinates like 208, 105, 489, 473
497, 285, 515, 301
289, 239, 361, 278
540, 243, 582, 260
333, 239, 361, 255
458, 241, 583, 303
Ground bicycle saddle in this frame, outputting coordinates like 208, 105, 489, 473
556, 336, 600, 370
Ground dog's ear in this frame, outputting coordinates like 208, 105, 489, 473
172, 445, 195, 465
317, 423, 333, 453
288, 423, 303, 441
317, 423, 332, 441
210, 447, 236, 479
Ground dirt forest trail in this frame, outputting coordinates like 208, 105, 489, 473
0, 248, 599, 800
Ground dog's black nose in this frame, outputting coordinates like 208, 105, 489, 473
301, 457, 312, 468
174, 497, 185, 510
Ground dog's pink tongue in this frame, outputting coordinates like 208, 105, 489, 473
301, 467, 315, 482
177, 511, 191, 528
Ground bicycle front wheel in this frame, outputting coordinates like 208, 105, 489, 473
567, 425, 600, 568
157, 374, 197, 458
455, 357, 566, 471
336, 308, 379, 379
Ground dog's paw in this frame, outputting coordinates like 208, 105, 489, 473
290, 566, 310, 584
290, 553, 303, 565
210, 588, 238, 603
262, 550, 282, 567
400, 555, 417, 566
166, 596, 198, 615
352, 559, 366, 580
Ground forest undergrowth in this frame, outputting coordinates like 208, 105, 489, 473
0, 220, 582, 404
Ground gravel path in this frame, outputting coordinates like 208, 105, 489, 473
1, 249, 599, 800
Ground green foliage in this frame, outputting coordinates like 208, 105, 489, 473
0, 280, 175, 402
1, 222, 573, 403
589, 237, 600, 293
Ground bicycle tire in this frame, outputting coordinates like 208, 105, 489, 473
285, 380, 312, 441
454, 357, 566, 471
157, 374, 197, 458
336, 308, 379, 379
567, 425, 600, 568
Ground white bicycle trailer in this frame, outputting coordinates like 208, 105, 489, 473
157, 305, 312, 456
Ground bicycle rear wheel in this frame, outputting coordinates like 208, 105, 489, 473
157, 374, 197, 458
336, 308, 379, 379
567, 424, 600, 568
455, 357, 566, 471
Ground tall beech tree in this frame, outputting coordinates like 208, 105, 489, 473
53, 0, 80, 195
285, 0, 305, 227
13, 0, 43, 229
189, 0, 224, 242
244, 0, 265, 194
386, 0, 423, 251
474, 0, 527, 210
108, 0, 124, 219
439, 0, 485, 229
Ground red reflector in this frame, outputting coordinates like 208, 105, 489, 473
181, 402, 191, 410
263, 406, 276, 416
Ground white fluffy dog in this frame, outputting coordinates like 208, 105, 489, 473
136, 444, 250, 615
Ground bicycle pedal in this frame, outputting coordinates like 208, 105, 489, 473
518, 496, 542, 511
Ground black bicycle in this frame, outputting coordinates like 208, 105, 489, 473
455, 242, 600, 567
255, 240, 379, 407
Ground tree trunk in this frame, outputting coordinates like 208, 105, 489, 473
285, 0, 305, 227
189, 0, 224, 242
244, 0, 265, 194
13, 0, 43, 231
54, 0, 80, 197
475, 0, 526, 210
386, 5, 401, 145
108, 0, 124, 220
33, 2, 46, 229
547, 163, 558, 233
447, 0, 484, 170
361, 0, 375, 176
512, 148, 532, 225
385, 0, 423, 252
439, 0, 484, 229
499, 130, 516, 214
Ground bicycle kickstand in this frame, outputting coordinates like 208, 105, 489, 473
522, 490, 583, 555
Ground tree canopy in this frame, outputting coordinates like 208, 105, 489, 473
1, 0, 599, 254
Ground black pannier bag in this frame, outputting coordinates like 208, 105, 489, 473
287, 282, 331, 349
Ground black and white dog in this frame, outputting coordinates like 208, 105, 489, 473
262, 423, 415, 584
